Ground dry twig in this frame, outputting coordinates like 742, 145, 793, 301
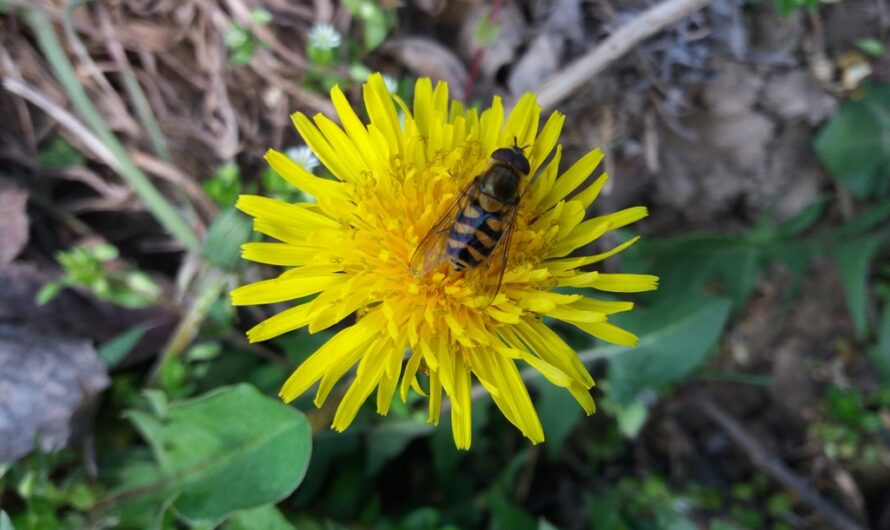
696, 391, 867, 530
534, 0, 717, 111
3, 77, 121, 170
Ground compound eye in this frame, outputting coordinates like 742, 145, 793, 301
491, 148, 531, 174
514, 153, 530, 175
490, 148, 513, 165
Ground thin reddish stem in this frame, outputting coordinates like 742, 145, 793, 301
464, 0, 507, 102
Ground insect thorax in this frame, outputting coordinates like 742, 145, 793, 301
479, 164, 521, 206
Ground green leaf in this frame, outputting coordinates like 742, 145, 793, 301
396, 507, 442, 530
474, 12, 502, 46
98, 325, 148, 368
533, 378, 583, 457
775, 194, 829, 238
834, 238, 884, 337
430, 400, 490, 475
652, 506, 698, 530
37, 137, 84, 168
606, 295, 732, 404
366, 419, 432, 474
0, 511, 14, 530
815, 84, 890, 198
488, 493, 537, 530
488, 452, 536, 530
225, 504, 296, 530
856, 38, 885, 58
588, 495, 628, 529
836, 202, 890, 238
615, 400, 649, 438
292, 430, 360, 507
713, 245, 760, 311
361, 4, 392, 51
203, 208, 252, 271
537, 520, 561, 530
98, 455, 173, 529
35, 281, 63, 305
250, 8, 272, 25
122, 384, 312, 526
711, 522, 743, 530
625, 235, 761, 310
143, 388, 169, 417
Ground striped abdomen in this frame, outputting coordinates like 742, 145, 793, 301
446, 197, 506, 271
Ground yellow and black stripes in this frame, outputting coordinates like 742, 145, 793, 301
446, 201, 506, 271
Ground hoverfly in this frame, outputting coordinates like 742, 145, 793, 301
409, 141, 532, 305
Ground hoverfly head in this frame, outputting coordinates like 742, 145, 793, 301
491, 138, 531, 176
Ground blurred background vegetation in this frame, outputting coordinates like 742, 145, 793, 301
0, 0, 889, 529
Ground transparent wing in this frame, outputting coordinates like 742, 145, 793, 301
409, 179, 479, 276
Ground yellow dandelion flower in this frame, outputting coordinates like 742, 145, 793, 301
232, 73, 658, 449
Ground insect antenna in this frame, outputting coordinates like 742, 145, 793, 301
512, 136, 530, 152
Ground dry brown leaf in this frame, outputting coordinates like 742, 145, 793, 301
410, 0, 447, 16
0, 180, 29, 268
0, 324, 109, 462
114, 21, 182, 53
381, 38, 469, 97
0, 264, 176, 366
507, 33, 564, 97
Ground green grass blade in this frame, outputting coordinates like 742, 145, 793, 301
25, 7, 198, 251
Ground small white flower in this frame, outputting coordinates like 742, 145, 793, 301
381, 74, 398, 94
285, 145, 320, 172
308, 23, 342, 51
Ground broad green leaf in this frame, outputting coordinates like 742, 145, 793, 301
366, 419, 432, 474
625, 235, 762, 310
814, 84, 890, 199
624, 235, 733, 301
100, 456, 174, 530
834, 238, 884, 337
713, 246, 760, 311
124, 384, 312, 526
225, 504, 296, 530
606, 295, 732, 404
532, 378, 583, 457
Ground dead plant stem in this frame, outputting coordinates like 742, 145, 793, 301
24, 7, 199, 251
534, 0, 717, 111
696, 391, 866, 530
